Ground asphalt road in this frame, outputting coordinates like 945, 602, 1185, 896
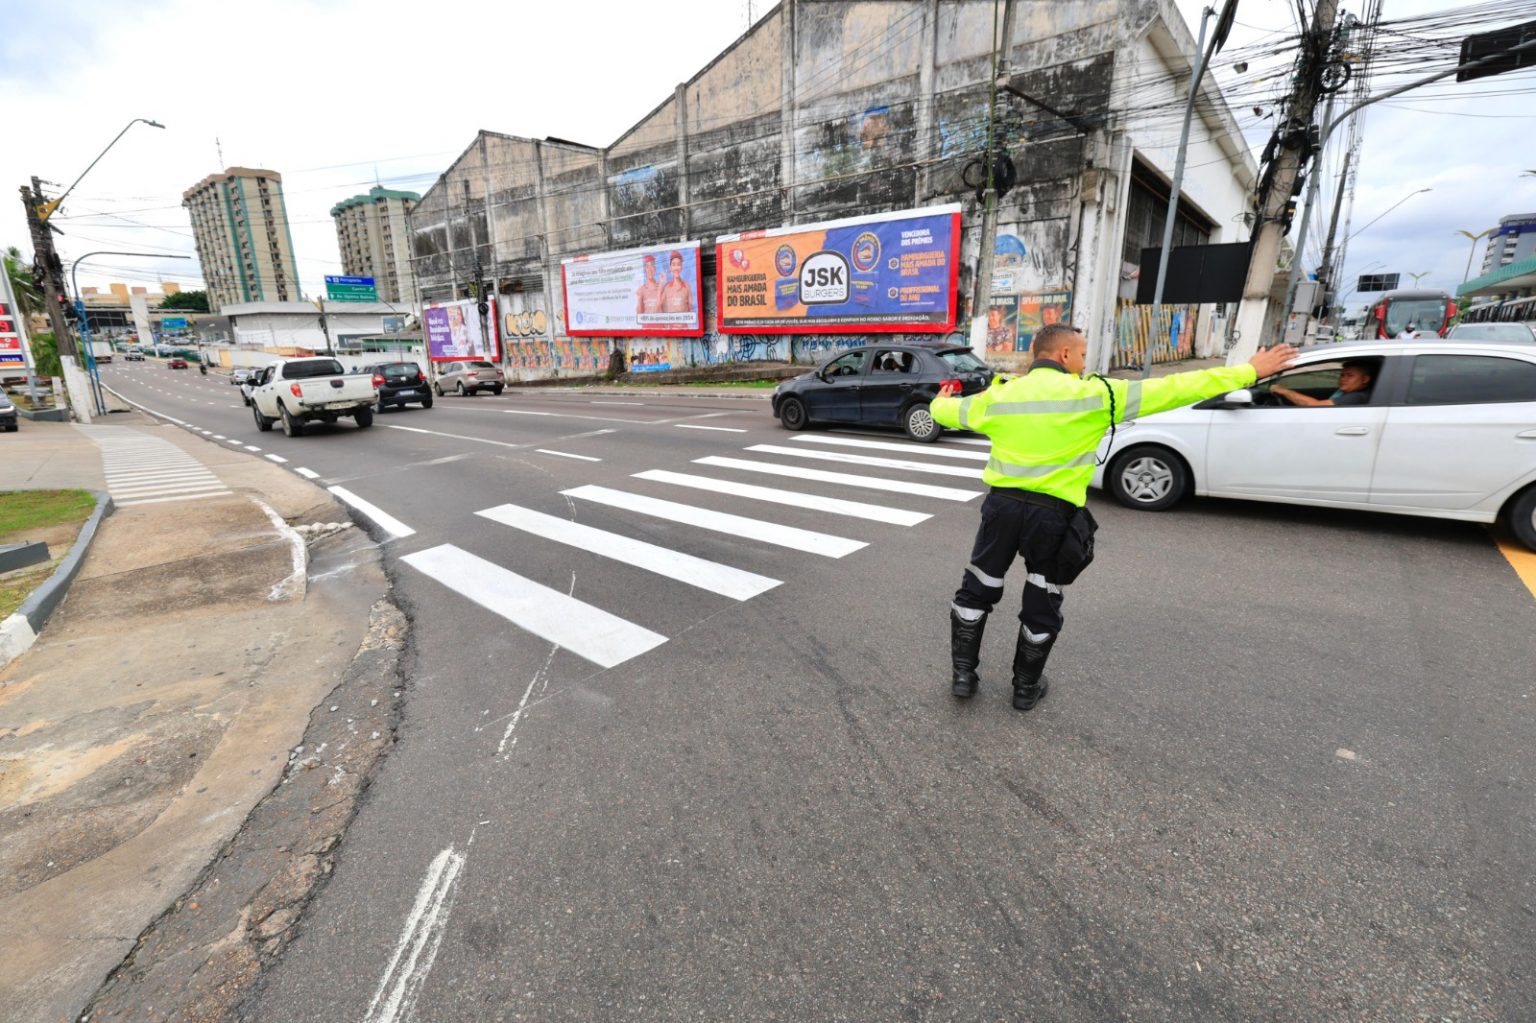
100, 361, 1536, 1022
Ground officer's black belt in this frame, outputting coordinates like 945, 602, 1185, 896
988, 486, 1079, 514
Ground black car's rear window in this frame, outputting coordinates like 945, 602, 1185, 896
939, 349, 987, 372
282, 359, 346, 379
381, 362, 420, 375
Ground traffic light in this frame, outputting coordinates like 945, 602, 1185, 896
57, 292, 76, 324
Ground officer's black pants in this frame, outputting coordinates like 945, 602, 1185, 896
953, 491, 1072, 642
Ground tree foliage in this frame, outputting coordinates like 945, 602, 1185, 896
4, 246, 41, 318
29, 332, 62, 378
159, 289, 210, 312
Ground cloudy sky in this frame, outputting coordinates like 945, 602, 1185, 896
4, 0, 1533, 311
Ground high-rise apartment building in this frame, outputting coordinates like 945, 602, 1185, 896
1481, 213, 1536, 276
183, 167, 301, 311
330, 186, 420, 304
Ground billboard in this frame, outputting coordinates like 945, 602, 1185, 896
1135, 242, 1252, 305
0, 302, 22, 365
716, 204, 961, 333
424, 299, 500, 362
161, 317, 189, 330
562, 241, 703, 337
1357, 273, 1400, 293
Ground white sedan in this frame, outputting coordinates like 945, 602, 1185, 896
1091, 341, 1536, 551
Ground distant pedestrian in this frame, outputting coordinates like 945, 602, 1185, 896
1397, 323, 1418, 340
929, 324, 1298, 712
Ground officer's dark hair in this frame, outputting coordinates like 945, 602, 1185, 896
1032, 322, 1084, 359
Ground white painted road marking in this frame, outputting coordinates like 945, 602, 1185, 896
402, 544, 668, 668
745, 444, 983, 479
590, 400, 644, 405
386, 424, 527, 450
327, 486, 416, 540
675, 424, 748, 433
294, 467, 320, 479
694, 455, 982, 501
265, 453, 288, 463
563, 484, 866, 558
633, 469, 931, 526
363, 846, 467, 1023
476, 502, 780, 601
535, 449, 602, 462
790, 434, 990, 461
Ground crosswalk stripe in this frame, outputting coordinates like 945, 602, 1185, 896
111, 481, 229, 498
745, 444, 983, 479
106, 469, 212, 482
475, 503, 780, 600
789, 435, 989, 461
116, 490, 233, 508
563, 485, 866, 558
633, 469, 930, 526
401, 544, 667, 669
694, 456, 981, 502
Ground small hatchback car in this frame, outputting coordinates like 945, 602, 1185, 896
771, 343, 994, 442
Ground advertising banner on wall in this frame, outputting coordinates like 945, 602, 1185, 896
715, 204, 961, 333
424, 299, 500, 362
562, 241, 704, 337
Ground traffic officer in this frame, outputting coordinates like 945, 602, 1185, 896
930, 323, 1297, 711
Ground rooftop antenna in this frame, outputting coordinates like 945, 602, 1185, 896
216, 137, 225, 168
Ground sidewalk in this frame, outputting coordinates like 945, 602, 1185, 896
0, 415, 393, 1023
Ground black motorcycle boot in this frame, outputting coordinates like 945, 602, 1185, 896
1011, 628, 1056, 711
950, 609, 987, 699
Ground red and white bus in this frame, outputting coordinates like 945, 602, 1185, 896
1363, 289, 1456, 338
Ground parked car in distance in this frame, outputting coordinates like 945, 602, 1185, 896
1444, 322, 1536, 344
0, 393, 17, 432
125, 351, 145, 361
1091, 340, 1536, 551
248, 357, 377, 436
433, 360, 505, 396
168, 358, 188, 369
231, 368, 252, 386
362, 361, 433, 411
771, 343, 994, 442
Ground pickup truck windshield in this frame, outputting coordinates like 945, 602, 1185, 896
282, 359, 346, 379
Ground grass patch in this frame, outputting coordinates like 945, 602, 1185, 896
0, 563, 55, 619
0, 489, 96, 543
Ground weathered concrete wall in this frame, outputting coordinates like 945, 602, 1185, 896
412, 0, 1257, 380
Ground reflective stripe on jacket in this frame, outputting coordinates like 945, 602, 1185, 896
929, 363, 1258, 505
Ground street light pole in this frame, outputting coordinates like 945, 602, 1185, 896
1456, 228, 1494, 283
71, 250, 192, 414
34, 119, 165, 222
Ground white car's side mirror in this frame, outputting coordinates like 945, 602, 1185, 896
1224, 388, 1255, 406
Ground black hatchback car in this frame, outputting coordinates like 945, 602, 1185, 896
361, 361, 433, 411
770, 343, 994, 442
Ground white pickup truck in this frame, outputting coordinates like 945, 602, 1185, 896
249, 357, 376, 436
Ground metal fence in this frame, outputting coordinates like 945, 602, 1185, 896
1111, 300, 1198, 370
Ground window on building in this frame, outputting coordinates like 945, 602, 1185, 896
1122, 158, 1214, 267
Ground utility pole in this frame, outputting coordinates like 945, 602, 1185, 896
1277, 76, 1343, 345
1229, 0, 1339, 363
969, 0, 1016, 357
20, 178, 77, 358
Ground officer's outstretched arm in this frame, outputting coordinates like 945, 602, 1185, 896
1113, 344, 1298, 422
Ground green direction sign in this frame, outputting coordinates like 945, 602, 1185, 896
325, 274, 378, 302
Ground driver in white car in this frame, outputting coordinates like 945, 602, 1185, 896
1269, 359, 1375, 407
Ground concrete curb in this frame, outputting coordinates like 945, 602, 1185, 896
0, 489, 114, 670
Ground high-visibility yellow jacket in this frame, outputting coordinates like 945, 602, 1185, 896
929, 361, 1258, 506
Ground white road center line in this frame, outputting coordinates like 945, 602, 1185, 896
385, 424, 526, 450
675, 424, 748, 433
745, 444, 983, 479
476, 502, 779, 601
327, 486, 416, 540
633, 469, 930, 526
563, 484, 866, 558
590, 400, 644, 405
790, 435, 990, 461
363, 846, 467, 1023
401, 544, 668, 668
694, 455, 981, 502
535, 449, 602, 462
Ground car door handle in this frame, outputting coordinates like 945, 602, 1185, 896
1334, 427, 1370, 436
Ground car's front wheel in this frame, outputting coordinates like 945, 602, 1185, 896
1506, 485, 1536, 552
252, 405, 273, 432
903, 401, 942, 443
1107, 445, 1187, 511
778, 396, 809, 431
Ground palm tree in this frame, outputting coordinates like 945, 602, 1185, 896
4, 246, 42, 319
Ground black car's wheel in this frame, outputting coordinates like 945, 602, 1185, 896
903, 401, 942, 443
493, 385, 504, 396
421, 395, 434, 409
1107, 445, 1187, 511
280, 403, 302, 438
778, 396, 809, 431
252, 404, 273, 432
355, 407, 374, 429
1506, 485, 1536, 552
